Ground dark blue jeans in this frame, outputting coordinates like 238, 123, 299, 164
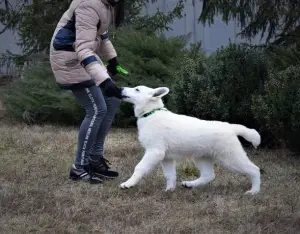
71, 85, 121, 167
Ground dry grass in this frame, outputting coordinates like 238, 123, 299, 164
0, 100, 5, 120
0, 123, 300, 234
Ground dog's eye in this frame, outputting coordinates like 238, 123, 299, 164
135, 88, 140, 92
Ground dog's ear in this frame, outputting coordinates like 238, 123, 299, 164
151, 87, 169, 98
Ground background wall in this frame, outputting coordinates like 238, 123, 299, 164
0, 0, 266, 74
0, 0, 22, 75
142, 0, 266, 54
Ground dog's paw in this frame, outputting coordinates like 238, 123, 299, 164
181, 181, 194, 189
165, 186, 176, 192
120, 182, 133, 190
244, 189, 260, 196
120, 182, 129, 189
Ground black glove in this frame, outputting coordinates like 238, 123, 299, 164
106, 57, 119, 76
99, 78, 122, 99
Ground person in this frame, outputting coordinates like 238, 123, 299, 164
49, 0, 127, 184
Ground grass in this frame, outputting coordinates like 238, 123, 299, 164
0, 123, 300, 234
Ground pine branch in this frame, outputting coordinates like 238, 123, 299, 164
4, 0, 9, 10
0, 0, 26, 34
199, 0, 300, 46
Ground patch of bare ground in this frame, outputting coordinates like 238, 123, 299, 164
0, 123, 299, 233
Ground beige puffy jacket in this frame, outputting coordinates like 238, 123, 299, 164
49, 0, 117, 89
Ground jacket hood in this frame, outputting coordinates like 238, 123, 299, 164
101, 0, 123, 6
101, 0, 109, 4
102, 0, 124, 28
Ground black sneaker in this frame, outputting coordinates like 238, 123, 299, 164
89, 157, 119, 180
69, 164, 103, 184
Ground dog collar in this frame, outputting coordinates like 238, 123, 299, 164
138, 107, 168, 119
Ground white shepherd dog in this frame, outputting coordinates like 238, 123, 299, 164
119, 86, 261, 195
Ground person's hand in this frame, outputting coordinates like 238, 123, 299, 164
106, 57, 129, 76
99, 78, 122, 99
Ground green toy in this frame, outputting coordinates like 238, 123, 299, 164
104, 63, 129, 76
116, 65, 129, 75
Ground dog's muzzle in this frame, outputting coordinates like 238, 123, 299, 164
120, 88, 129, 99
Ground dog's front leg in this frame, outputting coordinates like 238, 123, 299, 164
161, 159, 177, 191
120, 149, 165, 189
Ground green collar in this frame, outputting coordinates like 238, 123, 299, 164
138, 107, 168, 119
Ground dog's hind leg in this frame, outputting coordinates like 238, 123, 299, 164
182, 157, 215, 189
215, 144, 261, 195
161, 158, 176, 191
120, 149, 165, 189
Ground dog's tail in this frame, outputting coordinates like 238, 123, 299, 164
230, 124, 261, 148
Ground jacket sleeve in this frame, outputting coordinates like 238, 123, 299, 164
96, 30, 117, 61
74, 2, 110, 86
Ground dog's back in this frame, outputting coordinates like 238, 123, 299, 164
138, 111, 242, 157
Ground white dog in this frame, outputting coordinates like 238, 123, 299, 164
119, 86, 261, 195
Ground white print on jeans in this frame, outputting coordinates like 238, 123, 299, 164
81, 88, 98, 165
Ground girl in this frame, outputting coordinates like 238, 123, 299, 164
49, 0, 127, 184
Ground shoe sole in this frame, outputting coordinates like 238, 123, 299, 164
94, 173, 119, 180
69, 175, 103, 184
89, 176, 103, 184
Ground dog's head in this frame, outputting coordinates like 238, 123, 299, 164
121, 85, 169, 116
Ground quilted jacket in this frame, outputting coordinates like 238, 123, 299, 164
49, 0, 117, 89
